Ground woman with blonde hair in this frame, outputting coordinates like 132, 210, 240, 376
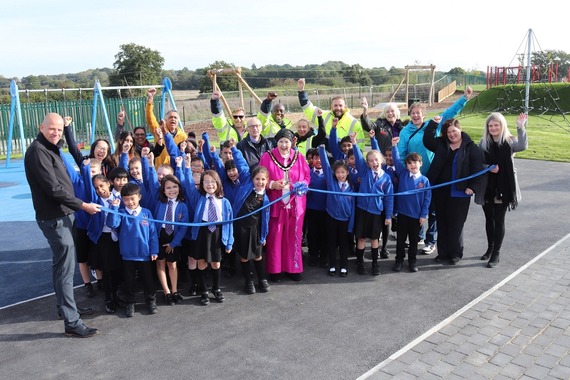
476, 112, 528, 267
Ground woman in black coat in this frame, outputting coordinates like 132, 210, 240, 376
423, 117, 483, 265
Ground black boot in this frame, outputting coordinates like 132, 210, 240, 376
481, 245, 494, 260
487, 251, 500, 268
241, 261, 255, 294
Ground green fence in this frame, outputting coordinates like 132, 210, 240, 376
0, 97, 161, 156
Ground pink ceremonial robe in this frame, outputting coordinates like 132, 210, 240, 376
259, 148, 310, 274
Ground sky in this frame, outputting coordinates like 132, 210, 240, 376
1, 0, 567, 80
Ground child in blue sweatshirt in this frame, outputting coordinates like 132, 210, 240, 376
351, 131, 394, 276
318, 145, 355, 277
149, 174, 189, 306
107, 183, 159, 318
391, 137, 431, 273
305, 148, 328, 267
185, 170, 234, 306
82, 164, 123, 314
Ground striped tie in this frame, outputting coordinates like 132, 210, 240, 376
341, 183, 347, 192
207, 196, 217, 232
107, 199, 119, 242
165, 200, 174, 235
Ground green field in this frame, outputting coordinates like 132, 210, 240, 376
430, 113, 570, 162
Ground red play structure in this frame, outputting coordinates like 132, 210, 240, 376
486, 63, 567, 89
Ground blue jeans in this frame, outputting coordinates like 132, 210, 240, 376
37, 214, 82, 328
419, 200, 437, 246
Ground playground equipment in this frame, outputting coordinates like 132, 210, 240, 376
5, 77, 178, 168
388, 65, 436, 107
208, 67, 262, 116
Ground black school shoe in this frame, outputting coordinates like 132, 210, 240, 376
125, 304, 135, 318
147, 301, 158, 314
172, 292, 183, 303
200, 293, 210, 306
258, 279, 271, 292
105, 300, 116, 314
212, 289, 225, 303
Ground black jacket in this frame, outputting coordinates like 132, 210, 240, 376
24, 133, 83, 220
236, 136, 273, 172
423, 121, 483, 193
361, 114, 402, 154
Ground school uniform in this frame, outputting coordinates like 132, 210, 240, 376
318, 146, 355, 274
306, 167, 328, 266
352, 143, 394, 239
153, 199, 189, 262
106, 205, 158, 305
62, 155, 94, 269
392, 146, 431, 268
80, 164, 123, 305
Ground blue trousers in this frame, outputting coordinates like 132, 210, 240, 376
37, 214, 82, 328
419, 199, 437, 245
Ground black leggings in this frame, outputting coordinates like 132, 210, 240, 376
483, 203, 508, 250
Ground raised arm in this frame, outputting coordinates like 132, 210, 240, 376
63, 116, 84, 166
512, 113, 528, 153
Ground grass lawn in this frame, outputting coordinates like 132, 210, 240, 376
424, 112, 570, 163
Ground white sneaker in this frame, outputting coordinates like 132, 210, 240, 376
418, 239, 425, 246
422, 244, 435, 254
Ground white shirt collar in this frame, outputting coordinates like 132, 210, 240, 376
126, 206, 142, 216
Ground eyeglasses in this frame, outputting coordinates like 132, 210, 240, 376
233, 115, 245, 119
134, 133, 146, 137
248, 124, 261, 129
95, 146, 108, 151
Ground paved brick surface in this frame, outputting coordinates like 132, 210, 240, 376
363, 234, 570, 379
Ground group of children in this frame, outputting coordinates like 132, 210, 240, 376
63, 105, 436, 318
304, 119, 432, 278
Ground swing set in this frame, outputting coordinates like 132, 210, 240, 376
5, 77, 179, 168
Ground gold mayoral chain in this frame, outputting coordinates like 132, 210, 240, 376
267, 149, 299, 183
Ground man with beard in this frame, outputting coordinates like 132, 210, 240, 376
297, 78, 365, 149
258, 92, 293, 146
146, 88, 187, 167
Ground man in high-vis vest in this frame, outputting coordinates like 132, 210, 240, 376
146, 88, 187, 167
257, 91, 293, 145
210, 90, 248, 144
297, 78, 366, 150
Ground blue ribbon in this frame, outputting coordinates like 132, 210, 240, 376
310, 165, 496, 197
100, 167, 493, 228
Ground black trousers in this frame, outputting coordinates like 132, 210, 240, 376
306, 208, 327, 263
396, 214, 421, 264
122, 260, 156, 304
433, 190, 471, 260
326, 214, 351, 270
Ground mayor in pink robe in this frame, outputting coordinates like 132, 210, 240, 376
259, 128, 310, 281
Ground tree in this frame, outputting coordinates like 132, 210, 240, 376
21, 75, 41, 89
200, 61, 238, 93
532, 50, 570, 81
109, 43, 164, 96
447, 67, 466, 75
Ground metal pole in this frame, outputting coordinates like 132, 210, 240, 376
524, 29, 532, 113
